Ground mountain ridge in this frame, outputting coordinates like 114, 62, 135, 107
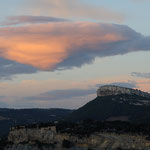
68, 85, 150, 122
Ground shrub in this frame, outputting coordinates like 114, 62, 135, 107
62, 139, 74, 148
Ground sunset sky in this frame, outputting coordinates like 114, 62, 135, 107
0, 0, 150, 109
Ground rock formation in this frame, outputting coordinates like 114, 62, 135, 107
5, 127, 150, 150
97, 85, 150, 98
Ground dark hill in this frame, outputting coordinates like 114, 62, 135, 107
68, 85, 150, 122
0, 108, 72, 137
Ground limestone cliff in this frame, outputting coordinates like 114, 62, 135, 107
8, 126, 56, 144
6, 127, 150, 150
97, 85, 150, 98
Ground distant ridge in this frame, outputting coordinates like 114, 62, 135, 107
97, 85, 150, 98
0, 108, 72, 137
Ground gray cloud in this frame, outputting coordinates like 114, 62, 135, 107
25, 88, 96, 101
0, 102, 8, 108
0, 58, 38, 80
96, 81, 137, 89
0, 96, 8, 108
24, 0, 124, 23
132, 0, 150, 2
25, 81, 137, 101
131, 72, 150, 78
0, 16, 68, 26
54, 24, 150, 70
0, 96, 5, 99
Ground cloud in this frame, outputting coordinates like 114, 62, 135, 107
1, 16, 68, 26
25, 81, 137, 101
0, 102, 8, 108
0, 21, 150, 71
0, 58, 38, 80
1, 77, 149, 108
25, 88, 96, 101
0, 96, 8, 108
132, 0, 150, 2
131, 72, 150, 78
96, 81, 137, 89
109, 82, 137, 88
24, 0, 124, 23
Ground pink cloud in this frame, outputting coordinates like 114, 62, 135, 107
0, 22, 149, 71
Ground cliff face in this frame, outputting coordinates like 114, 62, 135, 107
8, 127, 56, 144
6, 128, 150, 150
97, 85, 150, 98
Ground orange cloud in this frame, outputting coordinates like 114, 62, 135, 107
0, 22, 149, 71
0, 22, 127, 70
0, 36, 69, 70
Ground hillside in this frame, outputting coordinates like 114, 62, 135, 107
0, 108, 72, 137
68, 85, 150, 122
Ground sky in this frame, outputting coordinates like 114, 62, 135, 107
0, 0, 150, 109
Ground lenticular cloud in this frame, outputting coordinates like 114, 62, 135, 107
0, 22, 149, 71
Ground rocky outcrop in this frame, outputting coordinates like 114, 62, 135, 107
7, 128, 150, 150
8, 126, 56, 144
97, 85, 150, 98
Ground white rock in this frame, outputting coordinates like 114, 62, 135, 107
97, 85, 150, 98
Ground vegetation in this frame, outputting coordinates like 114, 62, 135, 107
62, 140, 74, 148
1, 120, 150, 149
0, 138, 13, 150
12, 120, 150, 138
68, 94, 150, 122
35, 141, 57, 149
0, 108, 72, 137
55, 120, 150, 137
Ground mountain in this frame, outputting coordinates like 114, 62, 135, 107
0, 108, 72, 137
1, 85, 150, 136
68, 85, 150, 122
